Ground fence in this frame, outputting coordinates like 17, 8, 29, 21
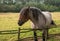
17, 28, 42, 41
0, 26, 59, 41
0, 28, 41, 41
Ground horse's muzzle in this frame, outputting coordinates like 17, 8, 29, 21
18, 21, 24, 26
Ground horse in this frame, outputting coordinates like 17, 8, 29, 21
18, 7, 56, 41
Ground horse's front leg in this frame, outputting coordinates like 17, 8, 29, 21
33, 30, 38, 41
31, 23, 38, 41
42, 29, 48, 41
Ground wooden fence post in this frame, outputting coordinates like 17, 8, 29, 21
18, 28, 20, 41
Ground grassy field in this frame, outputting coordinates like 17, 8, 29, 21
0, 12, 60, 41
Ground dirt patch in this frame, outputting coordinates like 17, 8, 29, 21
9, 33, 60, 41
20, 33, 60, 41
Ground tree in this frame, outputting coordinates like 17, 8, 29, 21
44, 0, 60, 6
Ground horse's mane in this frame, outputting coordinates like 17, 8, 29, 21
29, 7, 46, 21
20, 7, 41, 13
30, 7, 41, 21
20, 7, 46, 22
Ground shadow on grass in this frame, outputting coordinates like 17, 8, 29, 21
20, 33, 60, 41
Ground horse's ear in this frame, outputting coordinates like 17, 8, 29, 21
28, 6, 30, 9
28, 6, 30, 11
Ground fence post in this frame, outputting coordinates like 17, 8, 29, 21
18, 28, 20, 41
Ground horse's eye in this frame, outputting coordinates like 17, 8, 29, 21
24, 13, 26, 15
24, 12, 28, 16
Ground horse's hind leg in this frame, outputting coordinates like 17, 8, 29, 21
42, 29, 45, 41
42, 29, 48, 41
46, 29, 49, 39
33, 30, 38, 41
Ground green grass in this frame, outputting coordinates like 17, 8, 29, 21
0, 12, 60, 41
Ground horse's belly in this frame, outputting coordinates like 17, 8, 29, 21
31, 23, 46, 29
31, 20, 47, 29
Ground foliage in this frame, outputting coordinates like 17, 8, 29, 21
0, 0, 60, 12
44, 0, 60, 6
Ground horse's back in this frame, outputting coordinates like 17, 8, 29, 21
42, 11, 52, 26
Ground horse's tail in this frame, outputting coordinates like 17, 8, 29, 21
51, 20, 56, 26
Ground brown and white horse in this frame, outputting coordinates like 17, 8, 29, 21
18, 7, 55, 41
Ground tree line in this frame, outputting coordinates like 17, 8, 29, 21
0, 0, 60, 12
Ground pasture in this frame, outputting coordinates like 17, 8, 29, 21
0, 12, 60, 41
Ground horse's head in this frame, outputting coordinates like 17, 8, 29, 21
18, 7, 30, 26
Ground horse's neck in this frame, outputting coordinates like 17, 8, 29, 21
30, 13, 45, 26
31, 14, 46, 29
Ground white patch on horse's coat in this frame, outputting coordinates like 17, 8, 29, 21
31, 11, 52, 29
42, 11, 52, 26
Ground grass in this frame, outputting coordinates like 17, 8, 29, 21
0, 12, 60, 41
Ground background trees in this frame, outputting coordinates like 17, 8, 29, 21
0, 0, 60, 12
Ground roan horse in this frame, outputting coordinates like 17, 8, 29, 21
18, 7, 56, 41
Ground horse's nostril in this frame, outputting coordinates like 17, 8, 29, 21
18, 22, 20, 25
18, 21, 24, 26
18, 22, 19, 25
